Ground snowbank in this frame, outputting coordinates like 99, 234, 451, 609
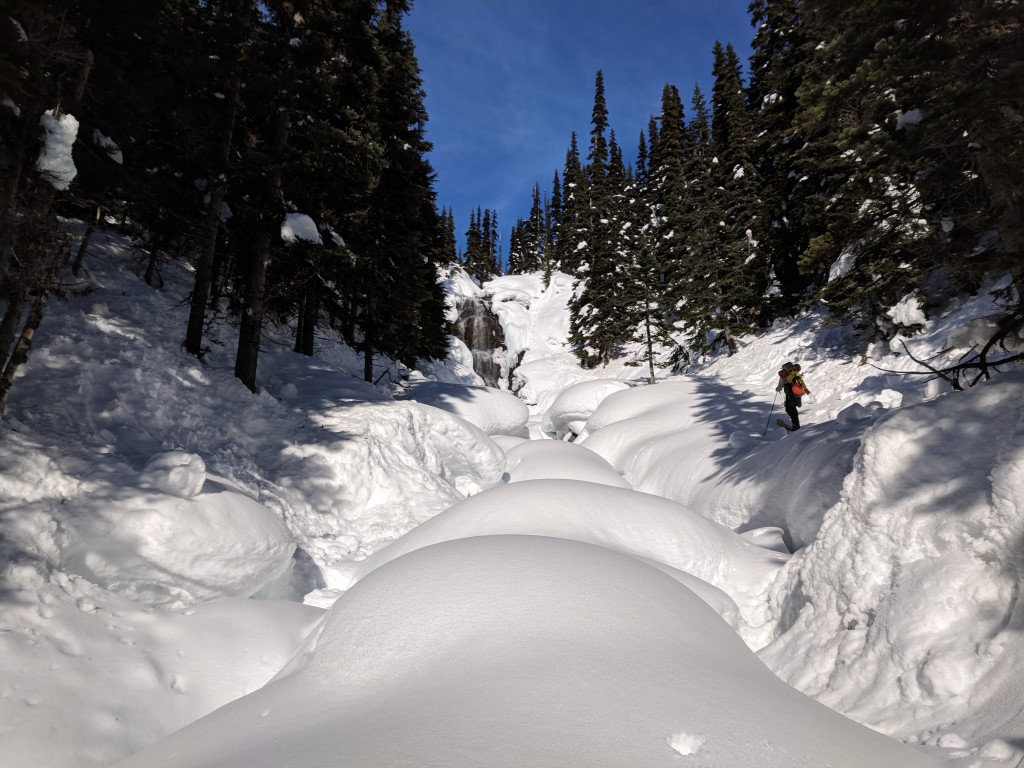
397, 379, 530, 437
350, 478, 787, 636
58, 483, 295, 608
1, 555, 322, 768
540, 377, 632, 439
115, 536, 937, 768
272, 400, 506, 589
503, 439, 629, 488
760, 370, 1024, 749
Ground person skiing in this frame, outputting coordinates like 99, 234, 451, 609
776, 362, 810, 431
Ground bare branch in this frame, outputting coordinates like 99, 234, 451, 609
899, 340, 964, 390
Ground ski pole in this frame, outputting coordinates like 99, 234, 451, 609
763, 390, 779, 436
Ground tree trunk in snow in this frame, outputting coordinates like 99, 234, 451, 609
184, 72, 240, 357
234, 108, 288, 392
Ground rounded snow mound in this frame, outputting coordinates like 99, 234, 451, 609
58, 487, 295, 609
503, 439, 629, 488
398, 380, 529, 437
115, 536, 937, 768
351, 478, 786, 636
541, 378, 632, 439
140, 450, 207, 498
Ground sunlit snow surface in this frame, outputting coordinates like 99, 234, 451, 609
0, 235, 1022, 767
117, 536, 935, 768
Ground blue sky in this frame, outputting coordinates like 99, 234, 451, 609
405, 0, 755, 257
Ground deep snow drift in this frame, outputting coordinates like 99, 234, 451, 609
0, 232, 1022, 767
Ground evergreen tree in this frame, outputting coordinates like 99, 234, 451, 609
481, 208, 493, 272
542, 184, 557, 281
522, 182, 544, 272
507, 218, 526, 274
487, 208, 501, 274
555, 132, 585, 273
671, 82, 737, 357
441, 207, 458, 264
635, 130, 649, 182
711, 40, 769, 336
649, 83, 689, 306
747, 0, 809, 314
569, 70, 621, 367
793, 0, 1023, 338
337, 0, 448, 380
619, 132, 677, 381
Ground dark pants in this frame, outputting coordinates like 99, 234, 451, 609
785, 394, 801, 430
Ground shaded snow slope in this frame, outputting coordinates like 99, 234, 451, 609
760, 371, 1024, 751
578, 378, 872, 548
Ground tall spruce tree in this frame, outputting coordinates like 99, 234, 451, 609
671, 82, 736, 357
712, 41, 769, 337
649, 83, 689, 309
621, 129, 676, 381
569, 70, 623, 367
555, 133, 585, 273
747, 0, 809, 314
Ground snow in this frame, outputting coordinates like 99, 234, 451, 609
140, 449, 207, 497
540, 377, 632, 439
888, 292, 927, 327
503, 438, 630, 488
829, 247, 857, 282
279, 212, 322, 244
58, 477, 295, 608
395, 379, 530, 437
897, 107, 924, 129
36, 110, 79, 190
92, 128, 124, 164
116, 536, 936, 768
1, 228, 1022, 767
759, 374, 1024, 742
10, 15, 28, 42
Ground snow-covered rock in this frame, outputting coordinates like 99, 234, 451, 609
57, 486, 295, 608
140, 450, 207, 498
540, 378, 632, 439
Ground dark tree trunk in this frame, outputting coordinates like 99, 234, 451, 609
184, 72, 240, 356
143, 243, 163, 288
234, 228, 271, 392
362, 297, 375, 382
234, 108, 288, 392
0, 246, 68, 413
0, 292, 30, 372
294, 284, 318, 356
644, 310, 656, 384
71, 211, 98, 276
